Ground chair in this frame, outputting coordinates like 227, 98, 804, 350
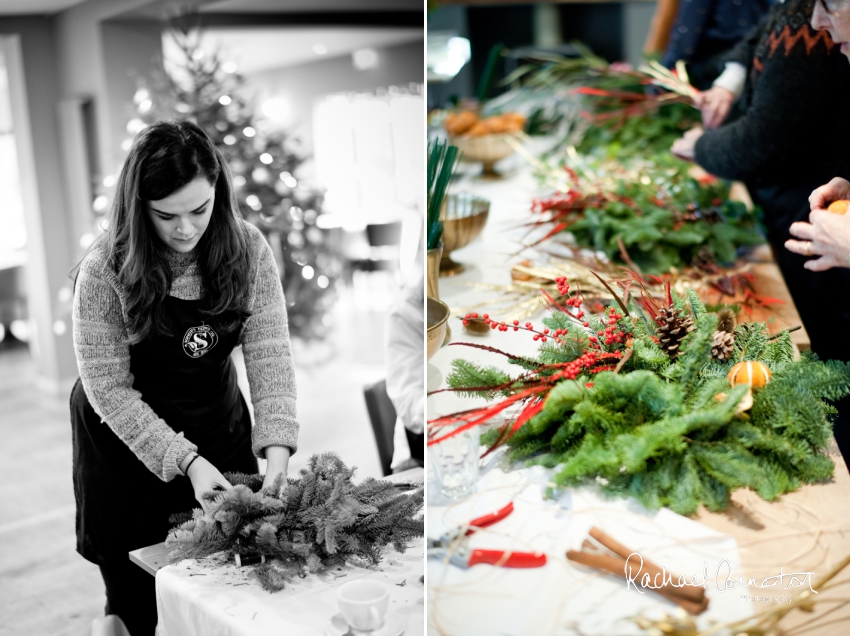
405, 428, 424, 465
363, 379, 397, 476
365, 221, 403, 249
346, 221, 405, 309
363, 379, 425, 476
348, 220, 404, 273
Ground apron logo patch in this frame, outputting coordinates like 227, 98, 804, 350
182, 324, 218, 358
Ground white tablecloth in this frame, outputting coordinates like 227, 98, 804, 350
427, 163, 754, 634
427, 462, 751, 636
156, 539, 424, 636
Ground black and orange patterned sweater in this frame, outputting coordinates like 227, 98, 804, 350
694, 0, 850, 184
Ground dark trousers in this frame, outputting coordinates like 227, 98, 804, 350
99, 558, 157, 636
406, 428, 424, 465
752, 176, 850, 468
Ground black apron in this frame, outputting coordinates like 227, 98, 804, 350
71, 295, 257, 565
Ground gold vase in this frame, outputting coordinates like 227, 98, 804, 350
426, 242, 451, 346
427, 242, 442, 299
440, 193, 490, 277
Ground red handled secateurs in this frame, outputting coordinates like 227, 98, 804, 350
427, 502, 547, 569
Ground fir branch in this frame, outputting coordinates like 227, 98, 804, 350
436, 286, 850, 516
445, 359, 514, 399
165, 453, 423, 592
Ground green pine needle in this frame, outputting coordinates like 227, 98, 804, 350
164, 453, 424, 592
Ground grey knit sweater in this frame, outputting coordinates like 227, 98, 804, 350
72, 221, 298, 482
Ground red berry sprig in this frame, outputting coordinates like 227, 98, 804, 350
461, 277, 632, 353
596, 306, 630, 346
546, 350, 623, 383
462, 312, 579, 345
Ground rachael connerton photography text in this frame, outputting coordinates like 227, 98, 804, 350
624, 553, 817, 595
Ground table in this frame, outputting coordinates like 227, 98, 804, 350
427, 163, 850, 635
131, 467, 424, 636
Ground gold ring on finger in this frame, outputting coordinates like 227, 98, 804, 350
805, 241, 812, 257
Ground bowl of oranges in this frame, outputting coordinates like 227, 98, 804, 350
444, 110, 525, 177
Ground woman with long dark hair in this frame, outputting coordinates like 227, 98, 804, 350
71, 120, 298, 635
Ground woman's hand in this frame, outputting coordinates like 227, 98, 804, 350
183, 455, 232, 514
786, 208, 850, 271
694, 86, 735, 129
262, 445, 291, 494
809, 177, 850, 211
671, 127, 704, 161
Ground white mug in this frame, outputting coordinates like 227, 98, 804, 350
337, 579, 389, 631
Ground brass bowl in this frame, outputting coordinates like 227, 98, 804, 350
439, 193, 490, 276
427, 297, 450, 361
450, 133, 519, 177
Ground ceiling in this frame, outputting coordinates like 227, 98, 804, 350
0, 0, 422, 16
0, 0, 88, 14
163, 26, 422, 75
200, 0, 422, 11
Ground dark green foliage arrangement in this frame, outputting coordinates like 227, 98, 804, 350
575, 101, 698, 160
435, 288, 850, 515
501, 44, 700, 158
165, 453, 424, 592
530, 159, 764, 274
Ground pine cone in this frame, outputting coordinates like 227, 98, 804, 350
711, 330, 735, 362
657, 306, 695, 358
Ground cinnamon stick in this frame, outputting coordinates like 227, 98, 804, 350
588, 526, 705, 603
566, 550, 709, 616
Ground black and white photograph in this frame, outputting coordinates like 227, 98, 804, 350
0, 1, 425, 635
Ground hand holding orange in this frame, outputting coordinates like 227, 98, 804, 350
827, 200, 850, 214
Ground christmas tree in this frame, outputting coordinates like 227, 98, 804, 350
118, 27, 338, 339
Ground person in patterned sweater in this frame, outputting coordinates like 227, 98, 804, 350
786, 0, 850, 269
671, 0, 850, 463
71, 120, 299, 635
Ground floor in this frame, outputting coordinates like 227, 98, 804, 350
0, 293, 389, 636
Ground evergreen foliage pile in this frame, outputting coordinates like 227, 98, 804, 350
165, 453, 424, 592
530, 159, 763, 275
501, 44, 700, 157
436, 285, 850, 515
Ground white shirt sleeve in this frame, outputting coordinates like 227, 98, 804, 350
712, 62, 747, 100
385, 280, 425, 469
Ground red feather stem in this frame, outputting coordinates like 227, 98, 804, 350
480, 398, 545, 458
427, 386, 550, 446
571, 86, 649, 101
539, 288, 580, 319
428, 355, 624, 447
526, 222, 570, 249
639, 289, 660, 323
